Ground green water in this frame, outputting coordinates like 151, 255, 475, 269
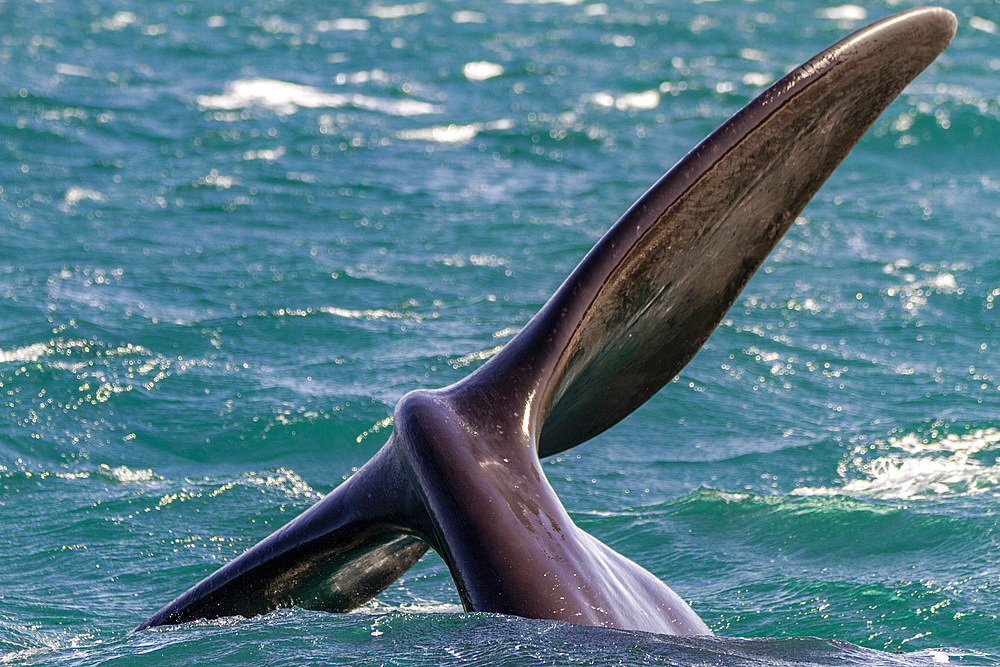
1, 0, 998, 664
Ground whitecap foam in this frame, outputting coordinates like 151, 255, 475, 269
96, 10, 138, 31
318, 306, 424, 321
452, 11, 486, 24
793, 428, 1000, 500
367, 3, 427, 19
587, 89, 660, 111
197, 78, 440, 116
742, 72, 773, 87
395, 602, 464, 614
397, 119, 513, 144
99, 463, 157, 483
55, 63, 92, 77
0, 341, 51, 364
315, 18, 371, 32
0, 629, 95, 665
816, 5, 867, 21
62, 186, 106, 209
462, 61, 504, 81
352, 600, 465, 617
399, 123, 479, 144
970, 16, 998, 34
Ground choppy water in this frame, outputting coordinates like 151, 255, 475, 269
1, 0, 998, 664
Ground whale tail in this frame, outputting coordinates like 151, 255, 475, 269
138, 7, 956, 632
135, 445, 430, 630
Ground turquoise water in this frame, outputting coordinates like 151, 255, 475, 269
1, 0, 998, 664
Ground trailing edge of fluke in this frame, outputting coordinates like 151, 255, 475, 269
138, 7, 956, 635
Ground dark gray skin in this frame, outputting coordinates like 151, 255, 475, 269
138, 7, 956, 635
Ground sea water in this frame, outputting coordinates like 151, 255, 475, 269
1, 0, 998, 664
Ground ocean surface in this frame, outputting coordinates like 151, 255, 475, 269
1, 0, 998, 664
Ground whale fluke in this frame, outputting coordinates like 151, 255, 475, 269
138, 7, 955, 634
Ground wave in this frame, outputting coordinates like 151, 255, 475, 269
793, 428, 1000, 500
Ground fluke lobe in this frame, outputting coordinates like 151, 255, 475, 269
138, 7, 956, 635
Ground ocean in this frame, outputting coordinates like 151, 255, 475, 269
1, 0, 997, 664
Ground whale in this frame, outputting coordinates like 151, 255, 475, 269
137, 7, 956, 635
